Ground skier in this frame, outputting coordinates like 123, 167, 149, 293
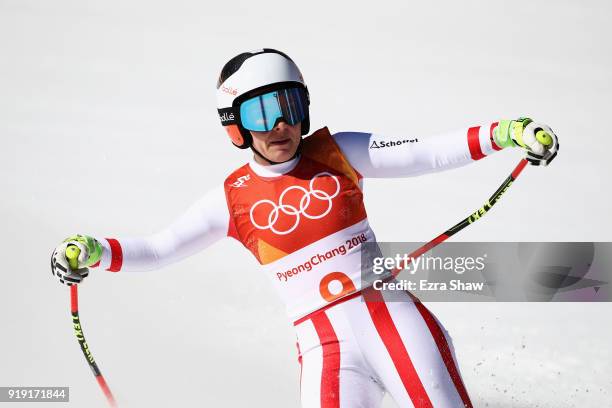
51, 49, 558, 407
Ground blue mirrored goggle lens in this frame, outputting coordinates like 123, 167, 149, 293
239, 88, 307, 132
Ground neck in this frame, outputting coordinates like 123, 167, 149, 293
249, 154, 300, 177
253, 153, 276, 166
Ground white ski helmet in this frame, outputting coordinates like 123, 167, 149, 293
216, 48, 310, 149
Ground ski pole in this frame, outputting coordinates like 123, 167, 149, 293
390, 158, 529, 277
66, 245, 118, 407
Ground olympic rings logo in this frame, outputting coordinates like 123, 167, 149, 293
249, 172, 340, 235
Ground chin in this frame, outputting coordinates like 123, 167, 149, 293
269, 153, 292, 162
269, 147, 298, 161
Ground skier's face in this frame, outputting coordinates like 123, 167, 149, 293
250, 121, 302, 164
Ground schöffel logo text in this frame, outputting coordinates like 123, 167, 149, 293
369, 138, 419, 149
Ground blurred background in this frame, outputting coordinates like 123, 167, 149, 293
1, 0, 611, 406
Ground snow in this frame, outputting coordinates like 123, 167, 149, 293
1, 0, 611, 406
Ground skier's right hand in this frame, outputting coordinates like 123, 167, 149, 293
50, 235, 103, 286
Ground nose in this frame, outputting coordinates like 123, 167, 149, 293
273, 118, 290, 131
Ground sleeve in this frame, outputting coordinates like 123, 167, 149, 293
92, 185, 230, 272
332, 122, 504, 178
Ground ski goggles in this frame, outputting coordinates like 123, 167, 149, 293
239, 87, 308, 132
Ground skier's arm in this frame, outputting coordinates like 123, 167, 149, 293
51, 185, 230, 283
332, 119, 557, 178
92, 185, 229, 272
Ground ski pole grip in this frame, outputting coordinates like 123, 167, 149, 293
535, 129, 553, 146
66, 245, 81, 271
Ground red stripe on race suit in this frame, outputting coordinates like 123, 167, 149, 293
105, 238, 123, 272
311, 312, 341, 408
467, 126, 485, 160
365, 288, 433, 408
490, 122, 502, 151
406, 292, 473, 407
294, 291, 363, 326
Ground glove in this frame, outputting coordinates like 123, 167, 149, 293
493, 117, 559, 166
50, 235, 103, 286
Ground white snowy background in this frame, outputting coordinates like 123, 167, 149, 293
1, 0, 611, 407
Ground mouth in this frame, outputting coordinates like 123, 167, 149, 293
268, 138, 291, 147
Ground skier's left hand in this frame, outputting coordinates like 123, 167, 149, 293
494, 118, 559, 166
